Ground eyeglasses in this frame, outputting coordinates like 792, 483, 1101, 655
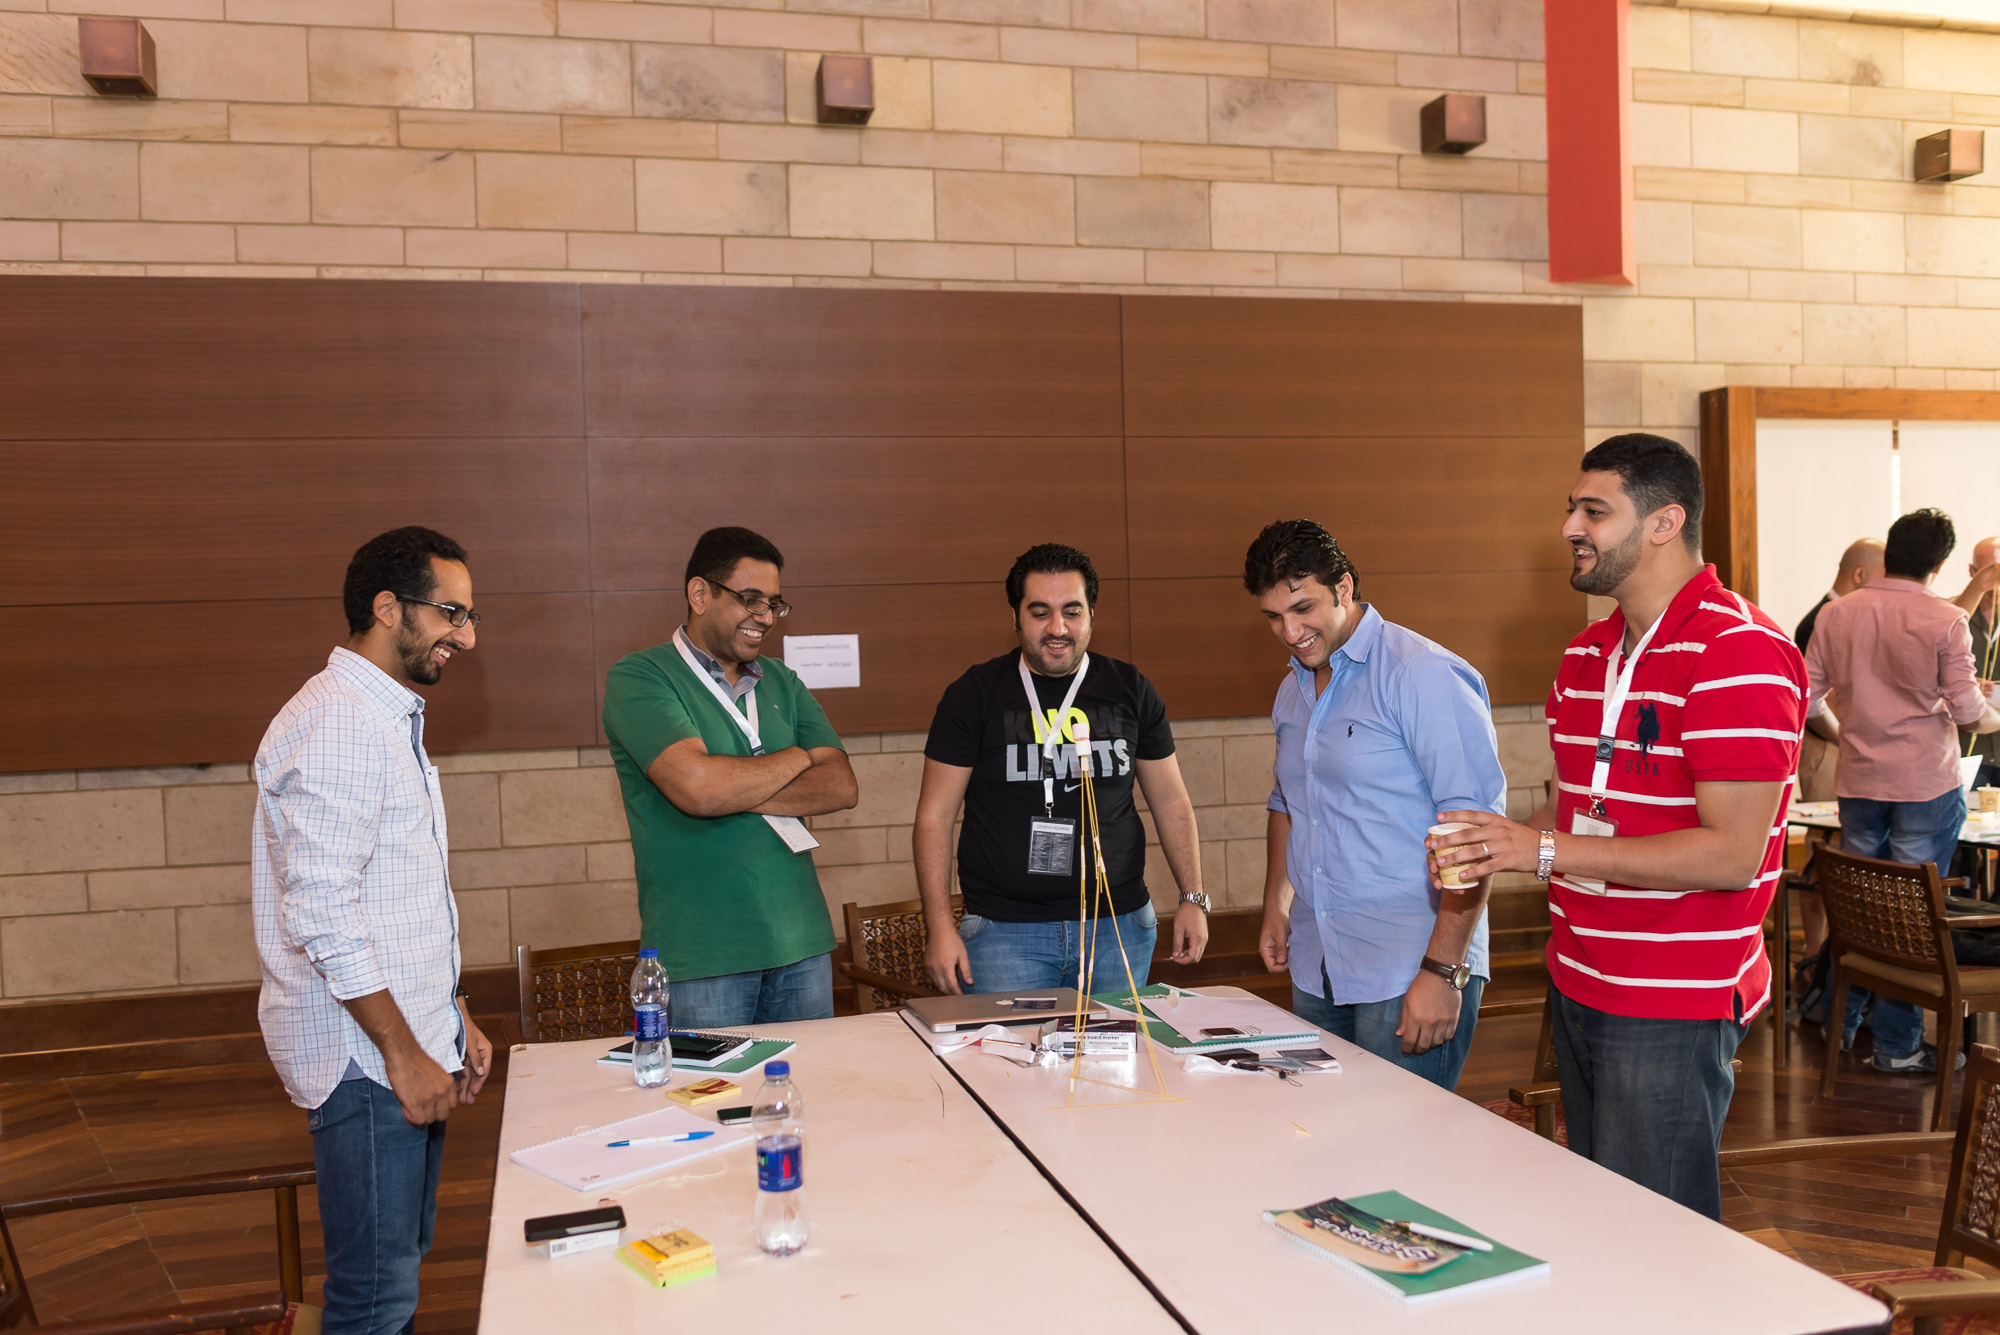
709, 580, 791, 619
399, 596, 481, 629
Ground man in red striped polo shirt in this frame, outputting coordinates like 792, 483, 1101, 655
1429, 434, 1805, 1220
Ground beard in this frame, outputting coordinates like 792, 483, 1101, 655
1570, 527, 1644, 595
396, 617, 446, 686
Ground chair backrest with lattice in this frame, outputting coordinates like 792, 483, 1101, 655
1939, 1044, 2000, 1269
844, 896, 961, 1012
517, 939, 642, 1043
1814, 847, 1954, 976
0, 1211, 34, 1329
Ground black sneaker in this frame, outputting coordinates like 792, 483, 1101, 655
1873, 1043, 1966, 1074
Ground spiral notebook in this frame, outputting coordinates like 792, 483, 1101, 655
508, 1106, 751, 1192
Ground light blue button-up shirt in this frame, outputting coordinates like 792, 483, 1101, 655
1268, 605, 1506, 1005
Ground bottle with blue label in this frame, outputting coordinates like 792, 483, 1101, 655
629, 947, 669, 1089
752, 1060, 807, 1255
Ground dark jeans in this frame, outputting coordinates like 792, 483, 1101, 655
1550, 986, 1745, 1220
1289, 962, 1484, 1092
668, 952, 834, 1029
309, 1077, 446, 1335
958, 902, 1158, 996
1838, 789, 1966, 1058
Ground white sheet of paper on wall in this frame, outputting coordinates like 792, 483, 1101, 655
781, 634, 861, 690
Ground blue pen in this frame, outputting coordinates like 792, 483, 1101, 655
606, 1131, 715, 1148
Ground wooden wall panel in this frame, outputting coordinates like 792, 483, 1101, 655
581, 287, 1123, 438
0, 593, 596, 770
1121, 296, 1583, 439
1128, 572, 1582, 714
1, 439, 589, 605
0, 277, 1583, 771
591, 582, 1132, 741
587, 437, 1127, 592
1125, 436, 1579, 580
0, 278, 583, 441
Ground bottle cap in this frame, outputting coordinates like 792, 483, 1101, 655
638, 947, 658, 958
764, 1060, 790, 1078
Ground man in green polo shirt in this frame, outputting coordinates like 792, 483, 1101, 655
603, 527, 858, 1028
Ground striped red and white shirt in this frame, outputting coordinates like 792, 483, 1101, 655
1545, 566, 1806, 1022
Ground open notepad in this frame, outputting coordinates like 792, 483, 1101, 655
508, 1106, 751, 1192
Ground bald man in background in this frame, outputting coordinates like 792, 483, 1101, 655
1794, 539, 1883, 803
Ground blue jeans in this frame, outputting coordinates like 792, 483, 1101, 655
958, 902, 1157, 996
669, 952, 834, 1028
1550, 986, 1744, 1221
309, 1077, 446, 1335
1288, 962, 1484, 1091
1837, 789, 1965, 1059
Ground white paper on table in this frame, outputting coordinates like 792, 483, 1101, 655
781, 634, 860, 690
1143, 993, 1314, 1045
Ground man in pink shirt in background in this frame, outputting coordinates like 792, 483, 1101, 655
1806, 508, 2000, 1073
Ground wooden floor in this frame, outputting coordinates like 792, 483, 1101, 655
3, 983, 1983, 1331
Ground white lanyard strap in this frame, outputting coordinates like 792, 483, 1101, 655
1018, 651, 1090, 813
674, 631, 762, 754
1590, 613, 1666, 814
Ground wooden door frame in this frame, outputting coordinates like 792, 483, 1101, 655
1698, 386, 2000, 604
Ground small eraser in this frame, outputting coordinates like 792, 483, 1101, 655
548, 1228, 622, 1258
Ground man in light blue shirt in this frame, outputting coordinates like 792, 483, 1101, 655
1244, 520, 1506, 1089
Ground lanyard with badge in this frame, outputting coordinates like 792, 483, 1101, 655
1566, 613, 1665, 894
672, 635, 821, 855
1018, 651, 1090, 878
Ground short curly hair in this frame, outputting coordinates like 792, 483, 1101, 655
342, 527, 468, 634
1242, 519, 1358, 597
1006, 543, 1099, 611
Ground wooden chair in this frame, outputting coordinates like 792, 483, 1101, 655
516, 939, 642, 1043
838, 898, 962, 1014
1720, 1043, 2000, 1335
1816, 848, 2000, 1130
1478, 994, 1566, 1143
1, 1162, 316, 1334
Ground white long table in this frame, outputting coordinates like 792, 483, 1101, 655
477, 1011, 1179, 1334
923, 993, 1891, 1335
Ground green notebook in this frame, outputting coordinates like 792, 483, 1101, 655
1089, 985, 1321, 1050
1263, 1190, 1548, 1303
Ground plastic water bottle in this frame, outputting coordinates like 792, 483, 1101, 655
630, 947, 669, 1089
752, 1060, 807, 1256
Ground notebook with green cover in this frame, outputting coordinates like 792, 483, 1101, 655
1263, 1190, 1548, 1303
1088, 985, 1321, 1050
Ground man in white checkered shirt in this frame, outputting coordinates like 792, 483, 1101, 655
253, 526, 492, 1335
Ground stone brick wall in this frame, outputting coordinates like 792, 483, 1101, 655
8, 0, 2000, 998
0, 710, 1553, 1001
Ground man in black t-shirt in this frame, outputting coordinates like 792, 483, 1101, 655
915, 543, 1211, 996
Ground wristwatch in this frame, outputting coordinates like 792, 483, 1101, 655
1419, 955, 1473, 992
1534, 829, 1557, 883
1180, 890, 1212, 912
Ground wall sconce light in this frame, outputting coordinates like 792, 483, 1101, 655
1915, 129, 1983, 183
816, 55, 873, 126
78, 16, 157, 97
1420, 93, 1486, 155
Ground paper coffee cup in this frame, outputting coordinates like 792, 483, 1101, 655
1980, 786, 2000, 815
1429, 822, 1476, 888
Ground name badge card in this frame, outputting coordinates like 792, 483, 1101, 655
1028, 818, 1077, 877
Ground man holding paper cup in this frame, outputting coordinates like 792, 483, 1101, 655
1427, 434, 1805, 1221
1245, 520, 1506, 1091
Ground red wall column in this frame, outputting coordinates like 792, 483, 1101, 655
1544, 0, 1635, 285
